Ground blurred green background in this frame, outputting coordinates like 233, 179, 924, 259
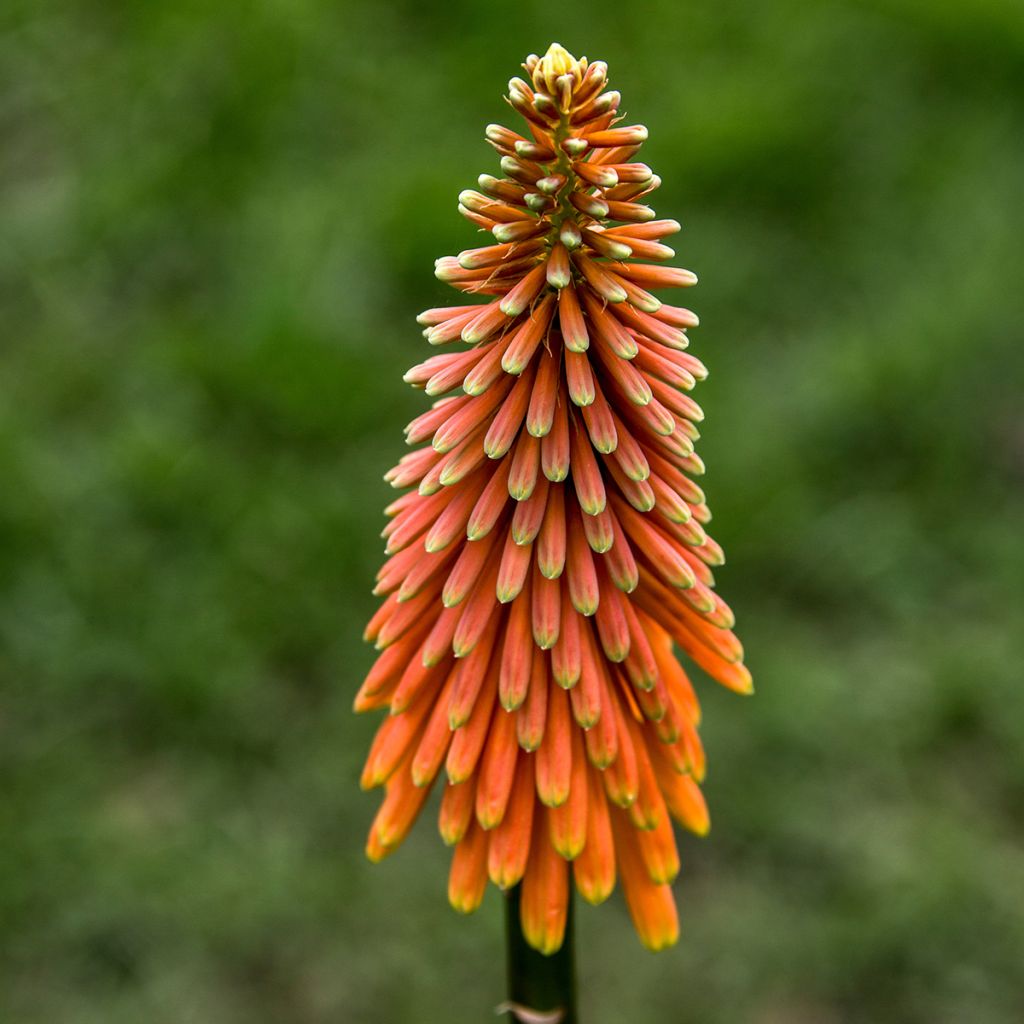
3, 1, 1024, 1021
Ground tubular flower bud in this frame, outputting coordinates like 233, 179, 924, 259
359, 42, 751, 953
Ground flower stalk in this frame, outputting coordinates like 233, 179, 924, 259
504, 886, 577, 1023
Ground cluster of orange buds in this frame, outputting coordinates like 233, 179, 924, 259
358, 43, 751, 953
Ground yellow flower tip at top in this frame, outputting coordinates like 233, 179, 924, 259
357, 46, 751, 954
530, 42, 587, 96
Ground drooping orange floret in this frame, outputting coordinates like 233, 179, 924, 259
359, 42, 751, 952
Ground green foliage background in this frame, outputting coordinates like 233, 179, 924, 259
3, 1, 1023, 1021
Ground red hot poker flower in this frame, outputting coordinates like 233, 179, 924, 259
358, 42, 751, 953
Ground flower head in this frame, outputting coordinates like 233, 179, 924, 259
358, 45, 751, 953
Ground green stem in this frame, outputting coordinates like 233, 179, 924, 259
504, 886, 578, 1023
549, 110, 577, 233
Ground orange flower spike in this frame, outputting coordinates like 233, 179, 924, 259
358, 41, 751, 954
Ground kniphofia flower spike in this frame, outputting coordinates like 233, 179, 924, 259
358, 43, 751, 953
